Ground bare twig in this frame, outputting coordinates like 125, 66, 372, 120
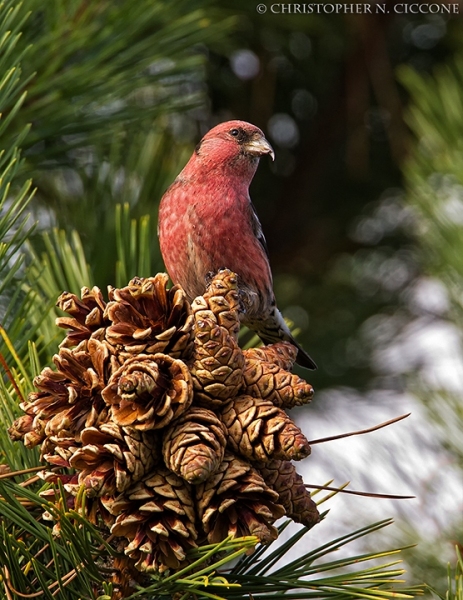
0, 466, 44, 481
308, 413, 410, 445
306, 482, 414, 500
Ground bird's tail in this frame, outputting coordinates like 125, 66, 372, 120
246, 306, 317, 370
286, 334, 317, 370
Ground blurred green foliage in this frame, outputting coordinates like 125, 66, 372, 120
396, 53, 463, 592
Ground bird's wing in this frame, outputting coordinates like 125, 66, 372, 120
248, 200, 270, 260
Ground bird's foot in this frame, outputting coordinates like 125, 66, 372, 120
205, 268, 232, 288
237, 288, 249, 315
204, 271, 216, 288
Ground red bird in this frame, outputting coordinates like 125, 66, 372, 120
158, 120, 316, 369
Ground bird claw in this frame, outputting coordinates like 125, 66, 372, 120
204, 271, 216, 288
238, 288, 258, 316
237, 289, 247, 314
205, 268, 230, 288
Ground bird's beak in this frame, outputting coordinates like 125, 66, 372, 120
244, 136, 275, 161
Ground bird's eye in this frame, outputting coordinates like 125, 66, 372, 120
229, 128, 240, 137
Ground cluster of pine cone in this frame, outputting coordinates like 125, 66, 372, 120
9, 269, 319, 574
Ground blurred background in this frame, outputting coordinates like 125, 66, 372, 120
1, 0, 463, 592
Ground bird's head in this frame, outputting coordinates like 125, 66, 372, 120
188, 120, 275, 181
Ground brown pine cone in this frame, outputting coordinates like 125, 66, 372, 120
56, 286, 108, 348
10, 339, 112, 448
67, 423, 159, 497
196, 451, 285, 544
243, 341, 297, 371
191, 269, 241, 339
254, 459, 320, 527
42, 399, 111, 468
243, 357, 313, 408
41, 434, 80, 465
102, 354, 193, 431
221, 395, 311, 462
105, 275, 194, 360
107, 468, 197, 573
162, 407, 227, 484
8, 414, 38, 444
190, 317, 244, 408
9, 268, 320, 577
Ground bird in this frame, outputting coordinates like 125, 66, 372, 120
157, 119, 316, 369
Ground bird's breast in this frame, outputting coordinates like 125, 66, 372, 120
159, 180, 272, 311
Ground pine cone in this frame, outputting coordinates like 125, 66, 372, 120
242, 357, 313, 408
107, 468, 197, 573
102, 353, 193, 431
41, 434, 80, 466
255, 459, 320, 527
41, 401, 111, 469
10, 269, 319, 579
10, 339, 111, 448
196, 451, 285, 544
56, 286, 108, 348
162, 407, 227, 484
190, 317, 244, 408
67, 423, 159, 497
8, 414, 38, 444
105, 275, 194, 360
243, 341, 297, 371
221, 395, 311, 462
191, 269, 241, 339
